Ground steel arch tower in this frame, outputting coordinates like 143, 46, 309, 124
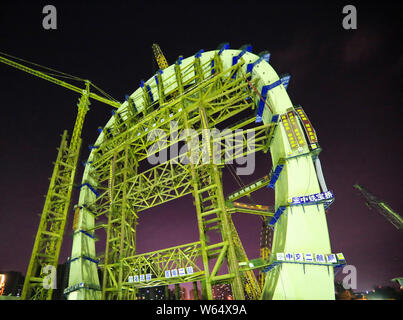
65, 45, 337, 300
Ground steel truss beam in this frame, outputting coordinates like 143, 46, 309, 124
85, 121, 271, 217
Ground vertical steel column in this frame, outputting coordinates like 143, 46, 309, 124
102, 153, 117, 299
102, 146, 138, 299
193, 281, 199, 300
210, 164, 245, 300
117, 146, 129, 299
198, 100, 245, 300
183, 112, 213, 300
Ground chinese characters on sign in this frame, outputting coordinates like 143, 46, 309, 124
275, 252, 344, 264
326, 254, 337, 263
276, 253, 285, 261
285, 253, 294, 261
304, 253, 313, 262
128, 266, 195, 283
288, 191, 334, 205
294, 253, 304, 262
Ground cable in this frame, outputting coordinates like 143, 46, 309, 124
239, 68, 273, 114
0, 50, 85, 82
227, 164, 244, 188
278, 264, 287, 300
90, 82, 119, 103
0, 50, 120, 103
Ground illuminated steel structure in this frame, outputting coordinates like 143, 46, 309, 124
354, 184, 403, 230
151, 44, 262, 300
0, 52, 120, 300
67, 44, 336, 300
1, 43, 336, 300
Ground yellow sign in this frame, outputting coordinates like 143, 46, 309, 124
72, 206, 80, 231
295, 107, 318, 145
336, 253, 345, 260
281, 113, 298, 151
287, 109, 306, 148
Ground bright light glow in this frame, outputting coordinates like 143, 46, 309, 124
0, 274, 4, 296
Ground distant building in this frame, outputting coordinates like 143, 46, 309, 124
138, 286, 166, 300
0, 271, 24, 297
189, 288, 201, 300
52, 261, 70, 300
212, 284, 233, 300
180, 286, 189, 300
165, 287, 175, 300
366, 285, 403, 300
336, 289, 367, 300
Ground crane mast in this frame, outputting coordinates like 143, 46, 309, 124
0, 52, 121, 299
152, 43, 169, 70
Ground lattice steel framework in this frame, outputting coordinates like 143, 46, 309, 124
21, 83, 90, 300
64, 46, 336, 300
2, 43, 337, 300
67, 54, 271, 300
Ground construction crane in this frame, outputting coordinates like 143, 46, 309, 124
0, 52, 121, 108
0, 51, 121, 300
152, 43, 169, 70
354, 184, 403, 230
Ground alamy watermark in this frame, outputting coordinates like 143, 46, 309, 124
341, 265, 357, 290
42, 5, 57, 30
342, 5, 357, 30
146, 120, 257, 175
42, 265, 57, 289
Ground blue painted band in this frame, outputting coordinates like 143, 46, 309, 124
218, 43, 229, 55
78, 183, 100, 198
146, 84, 154, 102
268, 206, 286, 226
195, 49, 204, 58
79, 229, 95, 239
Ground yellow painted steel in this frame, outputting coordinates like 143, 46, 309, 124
21, 130, 82, 299
21, 85, 91, 299
66, 49, 336, 300
0, 55, 121, 108
6, 45, 336, 300
152, 44, 169, 70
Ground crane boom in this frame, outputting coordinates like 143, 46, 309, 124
354, 184, 403, 230
0, 54, 121, 108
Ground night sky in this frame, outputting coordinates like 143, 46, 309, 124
0, 1, 402, 293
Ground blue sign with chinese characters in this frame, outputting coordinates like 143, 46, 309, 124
288, 191, 334, 205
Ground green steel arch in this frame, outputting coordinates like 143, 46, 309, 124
66, 46, 335, 300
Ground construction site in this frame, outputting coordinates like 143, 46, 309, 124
0, 2, 401, 303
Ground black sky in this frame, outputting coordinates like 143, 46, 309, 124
0, 1, 402, 293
